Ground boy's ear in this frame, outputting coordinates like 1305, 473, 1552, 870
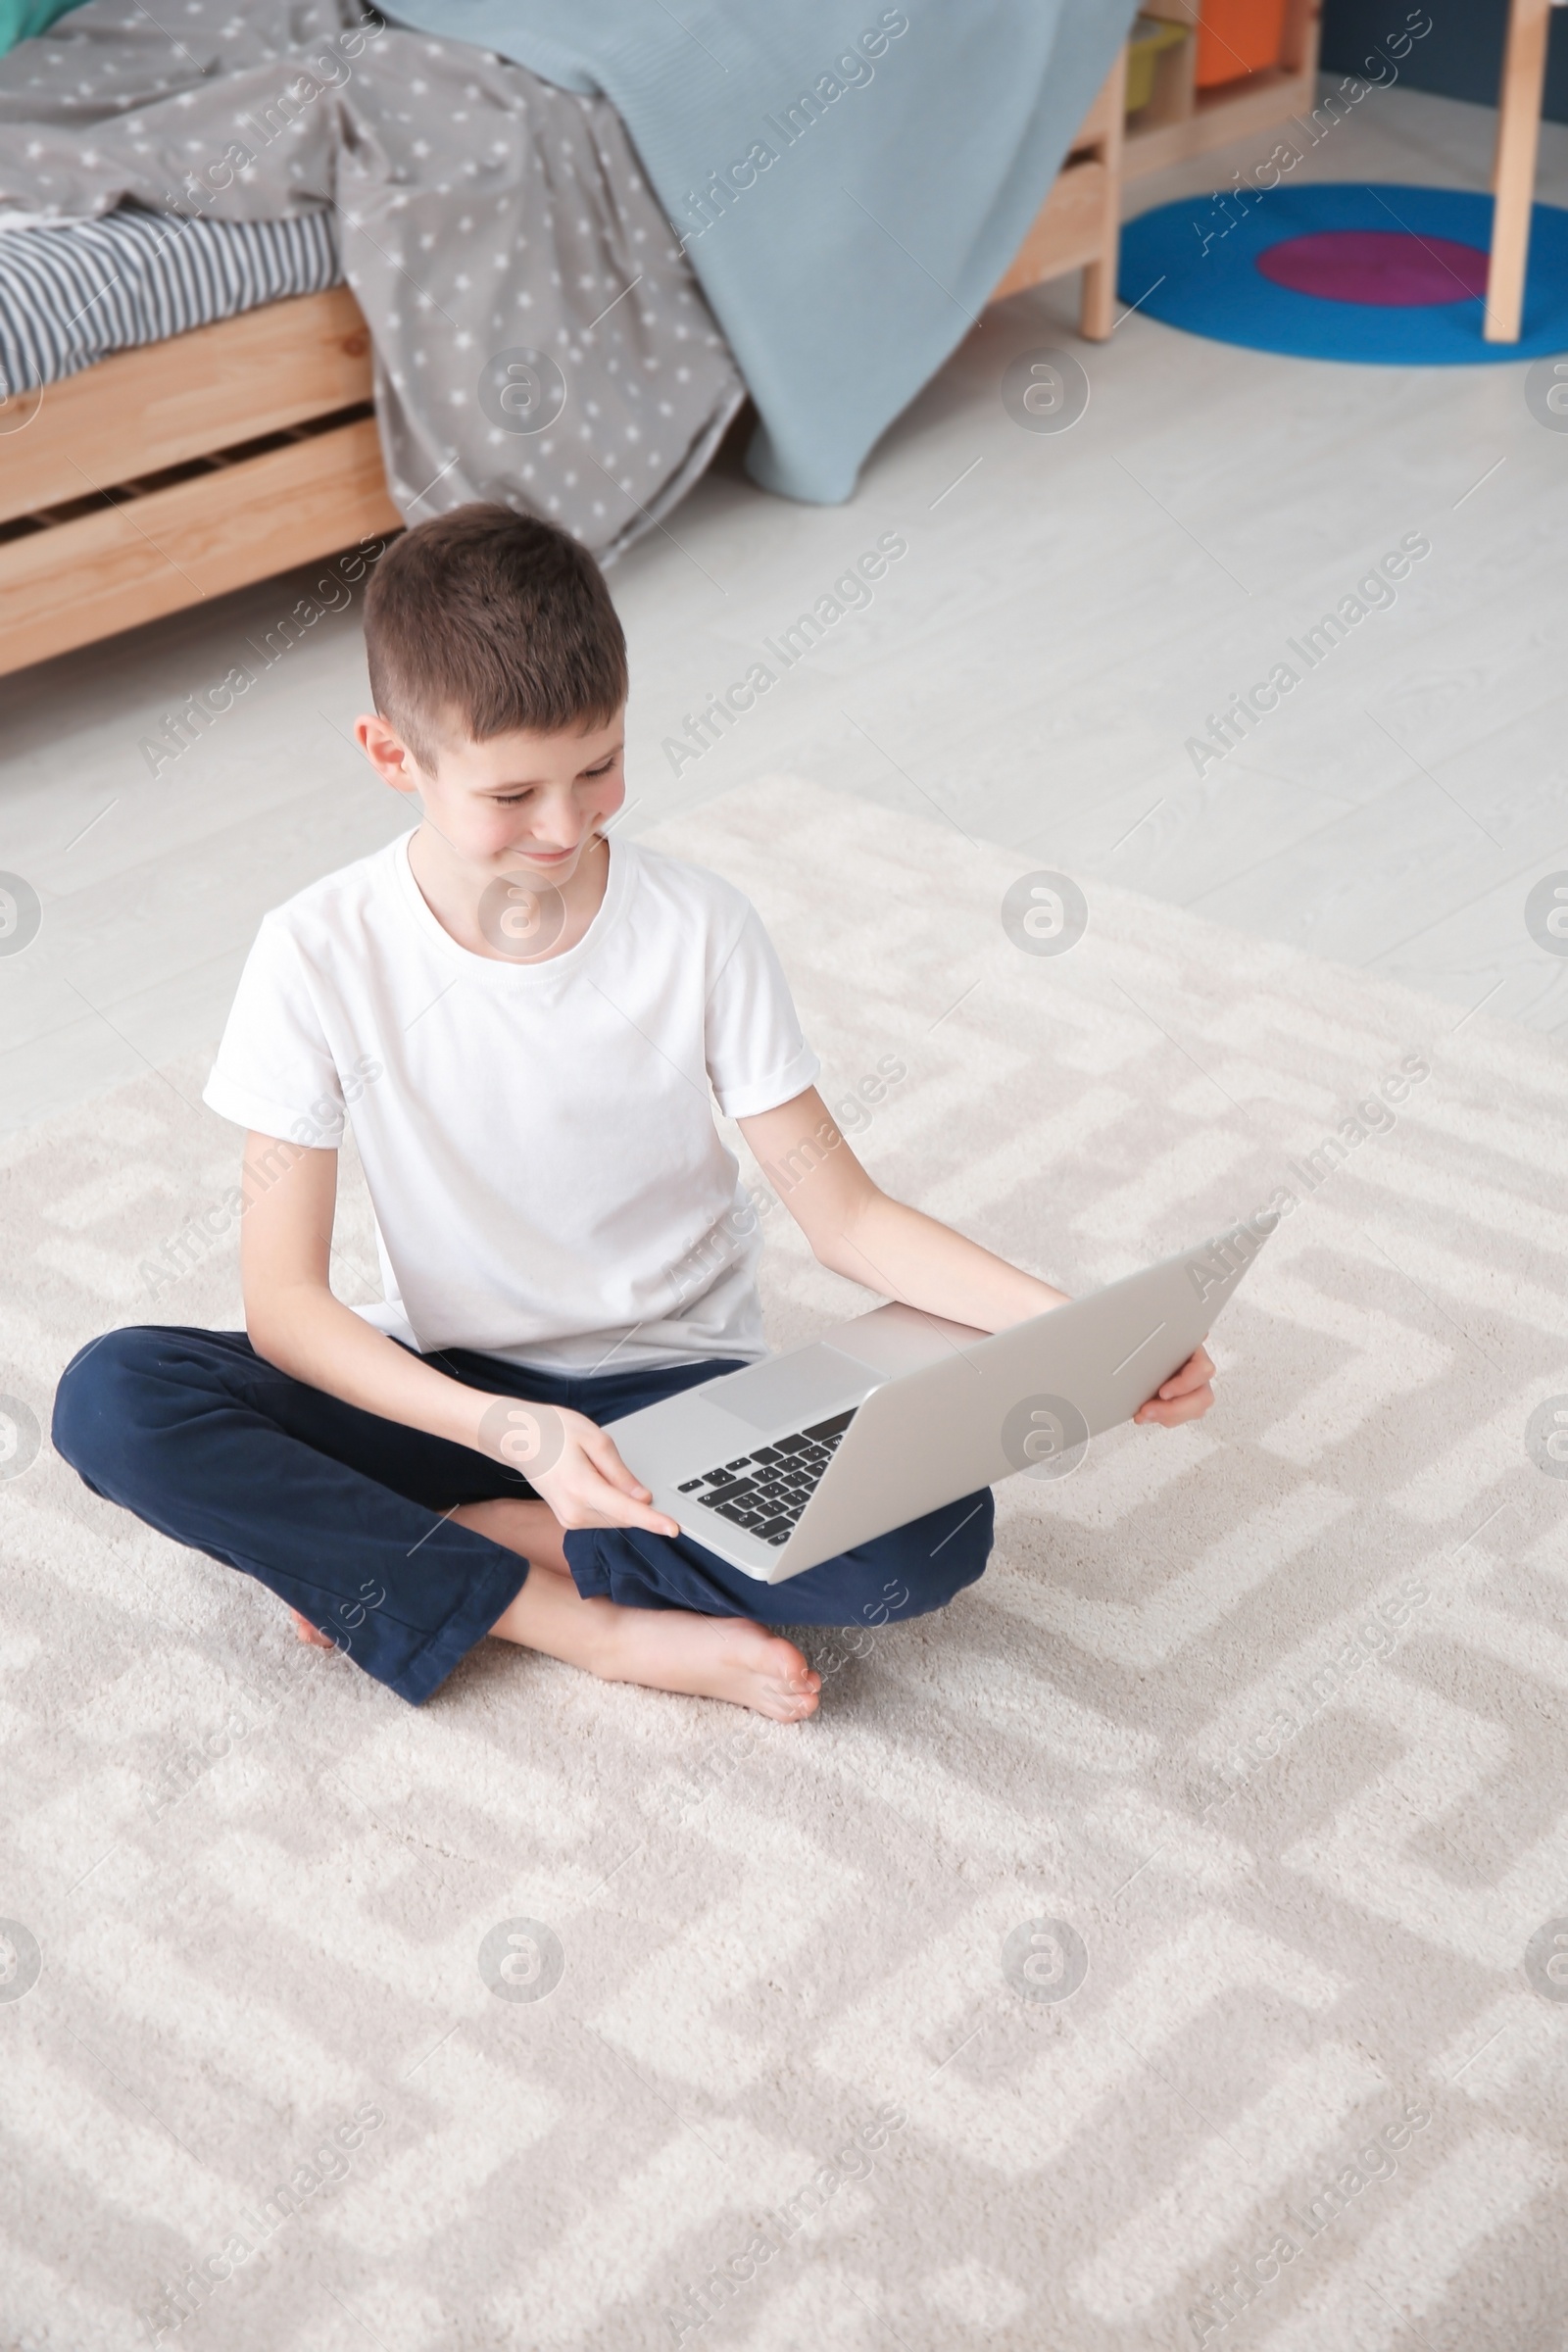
355, 712, 425, 797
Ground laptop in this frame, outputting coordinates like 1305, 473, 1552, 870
611, 1225, 1267, 1583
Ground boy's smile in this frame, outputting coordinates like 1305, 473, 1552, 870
355, 706, 626, 959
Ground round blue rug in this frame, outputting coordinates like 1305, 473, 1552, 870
1117, 181, 1568, 364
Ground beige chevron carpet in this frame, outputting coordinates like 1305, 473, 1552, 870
4, 776, 1567, 2351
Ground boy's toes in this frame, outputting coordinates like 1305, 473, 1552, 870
291, 1609, 335, 1649
726, 1626, 823, 1720
766, 1661, 821, 1719
760, 1680, 819, 1723
757, 1631, 815, 1684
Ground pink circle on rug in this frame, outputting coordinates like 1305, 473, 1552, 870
1254, 228, 1490, 306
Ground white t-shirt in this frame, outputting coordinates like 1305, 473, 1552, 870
203, 831, 820, 1372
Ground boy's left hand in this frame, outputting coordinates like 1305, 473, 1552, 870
1133, 1344, 1215, 1427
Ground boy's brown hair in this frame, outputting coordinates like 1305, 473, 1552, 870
364, 504, 627, 767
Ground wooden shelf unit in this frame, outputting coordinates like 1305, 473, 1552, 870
1123, 0, 1323, 178
992, 43, 1128, 336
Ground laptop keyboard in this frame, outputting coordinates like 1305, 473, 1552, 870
676, 1410, 857, 1547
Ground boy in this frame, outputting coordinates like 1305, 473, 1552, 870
54, 507, 1215, 1722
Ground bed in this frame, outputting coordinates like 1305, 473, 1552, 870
0, 18, 1126, 678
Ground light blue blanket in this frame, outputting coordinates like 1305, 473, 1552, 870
382, 0, 1137, 502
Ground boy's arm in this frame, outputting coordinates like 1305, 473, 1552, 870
239, 1134, 678, 1533
242, 1135, 487, 1444
737, 1090, 1215, 1427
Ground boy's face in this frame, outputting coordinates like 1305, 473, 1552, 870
356, 707, 626, 883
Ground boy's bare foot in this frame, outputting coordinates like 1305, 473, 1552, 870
602, 1609, 821, 1722
486, 1562, 821, 1721
291, 1609, 335, 1648
458, 1496, 818, 1716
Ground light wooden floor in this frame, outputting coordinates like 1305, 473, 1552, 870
2, 84, 1566, 1132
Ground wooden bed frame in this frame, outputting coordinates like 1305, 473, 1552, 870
0, 46, 1134, 676
0, 292, 399, 675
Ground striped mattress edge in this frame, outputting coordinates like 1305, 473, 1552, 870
0, 203, 342, 400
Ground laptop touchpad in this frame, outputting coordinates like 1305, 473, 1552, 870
708, 1345, 876, 1433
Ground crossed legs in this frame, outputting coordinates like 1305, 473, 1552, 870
296, 1495, 823, 1722
57, 1329, 980, 1718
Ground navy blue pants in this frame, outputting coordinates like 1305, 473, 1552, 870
51, 1327, 994, 1705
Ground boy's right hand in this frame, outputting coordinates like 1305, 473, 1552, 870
471, 1396, 679, 1539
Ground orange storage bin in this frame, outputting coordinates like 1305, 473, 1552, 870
1196, 0, 1289, 86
